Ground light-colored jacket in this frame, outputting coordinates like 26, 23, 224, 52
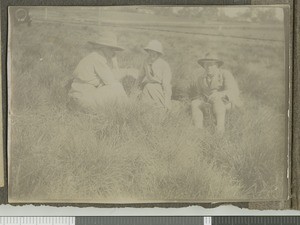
137, 58, 172, 109
72, 52, 119, 87
195, 69, 242, 107
69, 52, 127, 109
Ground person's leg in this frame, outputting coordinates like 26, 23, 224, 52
191, 99, 205, 129
211, 97, 226, 133
68, 83, 97, 112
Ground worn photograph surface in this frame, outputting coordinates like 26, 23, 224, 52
8, 6, 288, 203
0, 25, 3, 188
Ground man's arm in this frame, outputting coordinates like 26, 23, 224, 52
93, 56, 118, 85
133, 63, 146, 89
223, 70, 242, 107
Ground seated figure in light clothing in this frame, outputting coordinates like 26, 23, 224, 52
191, 52, 243, 134
134, 40, 172, 110
68, 31, 137, 111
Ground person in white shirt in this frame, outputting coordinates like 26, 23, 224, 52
135, 40, 172, 110
68, 31, 128, 111
191, 52, 242, 134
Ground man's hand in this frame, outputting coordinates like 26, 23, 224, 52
208, 91, 226, 103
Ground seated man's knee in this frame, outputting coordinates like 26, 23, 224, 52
192, 99, 206, 114
209, 94, 224, 103
212, 99, 226, 114
210, 94, 225, 105
192, 98, 201, 104
191, 99, 200, 109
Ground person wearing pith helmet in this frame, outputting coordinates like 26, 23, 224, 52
135, 40, 172, 110
68, 31, 128, 111
191, 52, 242, 134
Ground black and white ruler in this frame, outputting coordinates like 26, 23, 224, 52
0, 216, 300, 225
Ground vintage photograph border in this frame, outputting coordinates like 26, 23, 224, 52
0, 0, 297, 210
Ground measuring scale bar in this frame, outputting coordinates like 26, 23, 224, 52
0, 216, 300, 225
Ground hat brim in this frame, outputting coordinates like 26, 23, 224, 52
88, 41, 124, 51
144, 48, 163, 55
197, 59, 223, 67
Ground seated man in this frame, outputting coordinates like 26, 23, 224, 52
191, 52, 242, 133
68, 31, 129, 111
134, 40, 172, 110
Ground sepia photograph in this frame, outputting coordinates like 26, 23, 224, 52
8, 6, 289, 203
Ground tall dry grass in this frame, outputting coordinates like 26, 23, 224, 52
9, 21, 286, 202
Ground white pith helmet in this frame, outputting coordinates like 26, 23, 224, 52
144, 40, 164, 55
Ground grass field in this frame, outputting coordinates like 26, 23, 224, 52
8, 13, 287, 202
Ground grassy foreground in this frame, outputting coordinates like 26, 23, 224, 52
9, 21, 286, 202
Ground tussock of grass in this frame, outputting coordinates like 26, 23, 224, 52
9, 22, 286, 202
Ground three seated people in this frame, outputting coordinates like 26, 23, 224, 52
69, 32, 242, 133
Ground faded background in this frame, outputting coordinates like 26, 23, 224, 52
8, 6, 287, 203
